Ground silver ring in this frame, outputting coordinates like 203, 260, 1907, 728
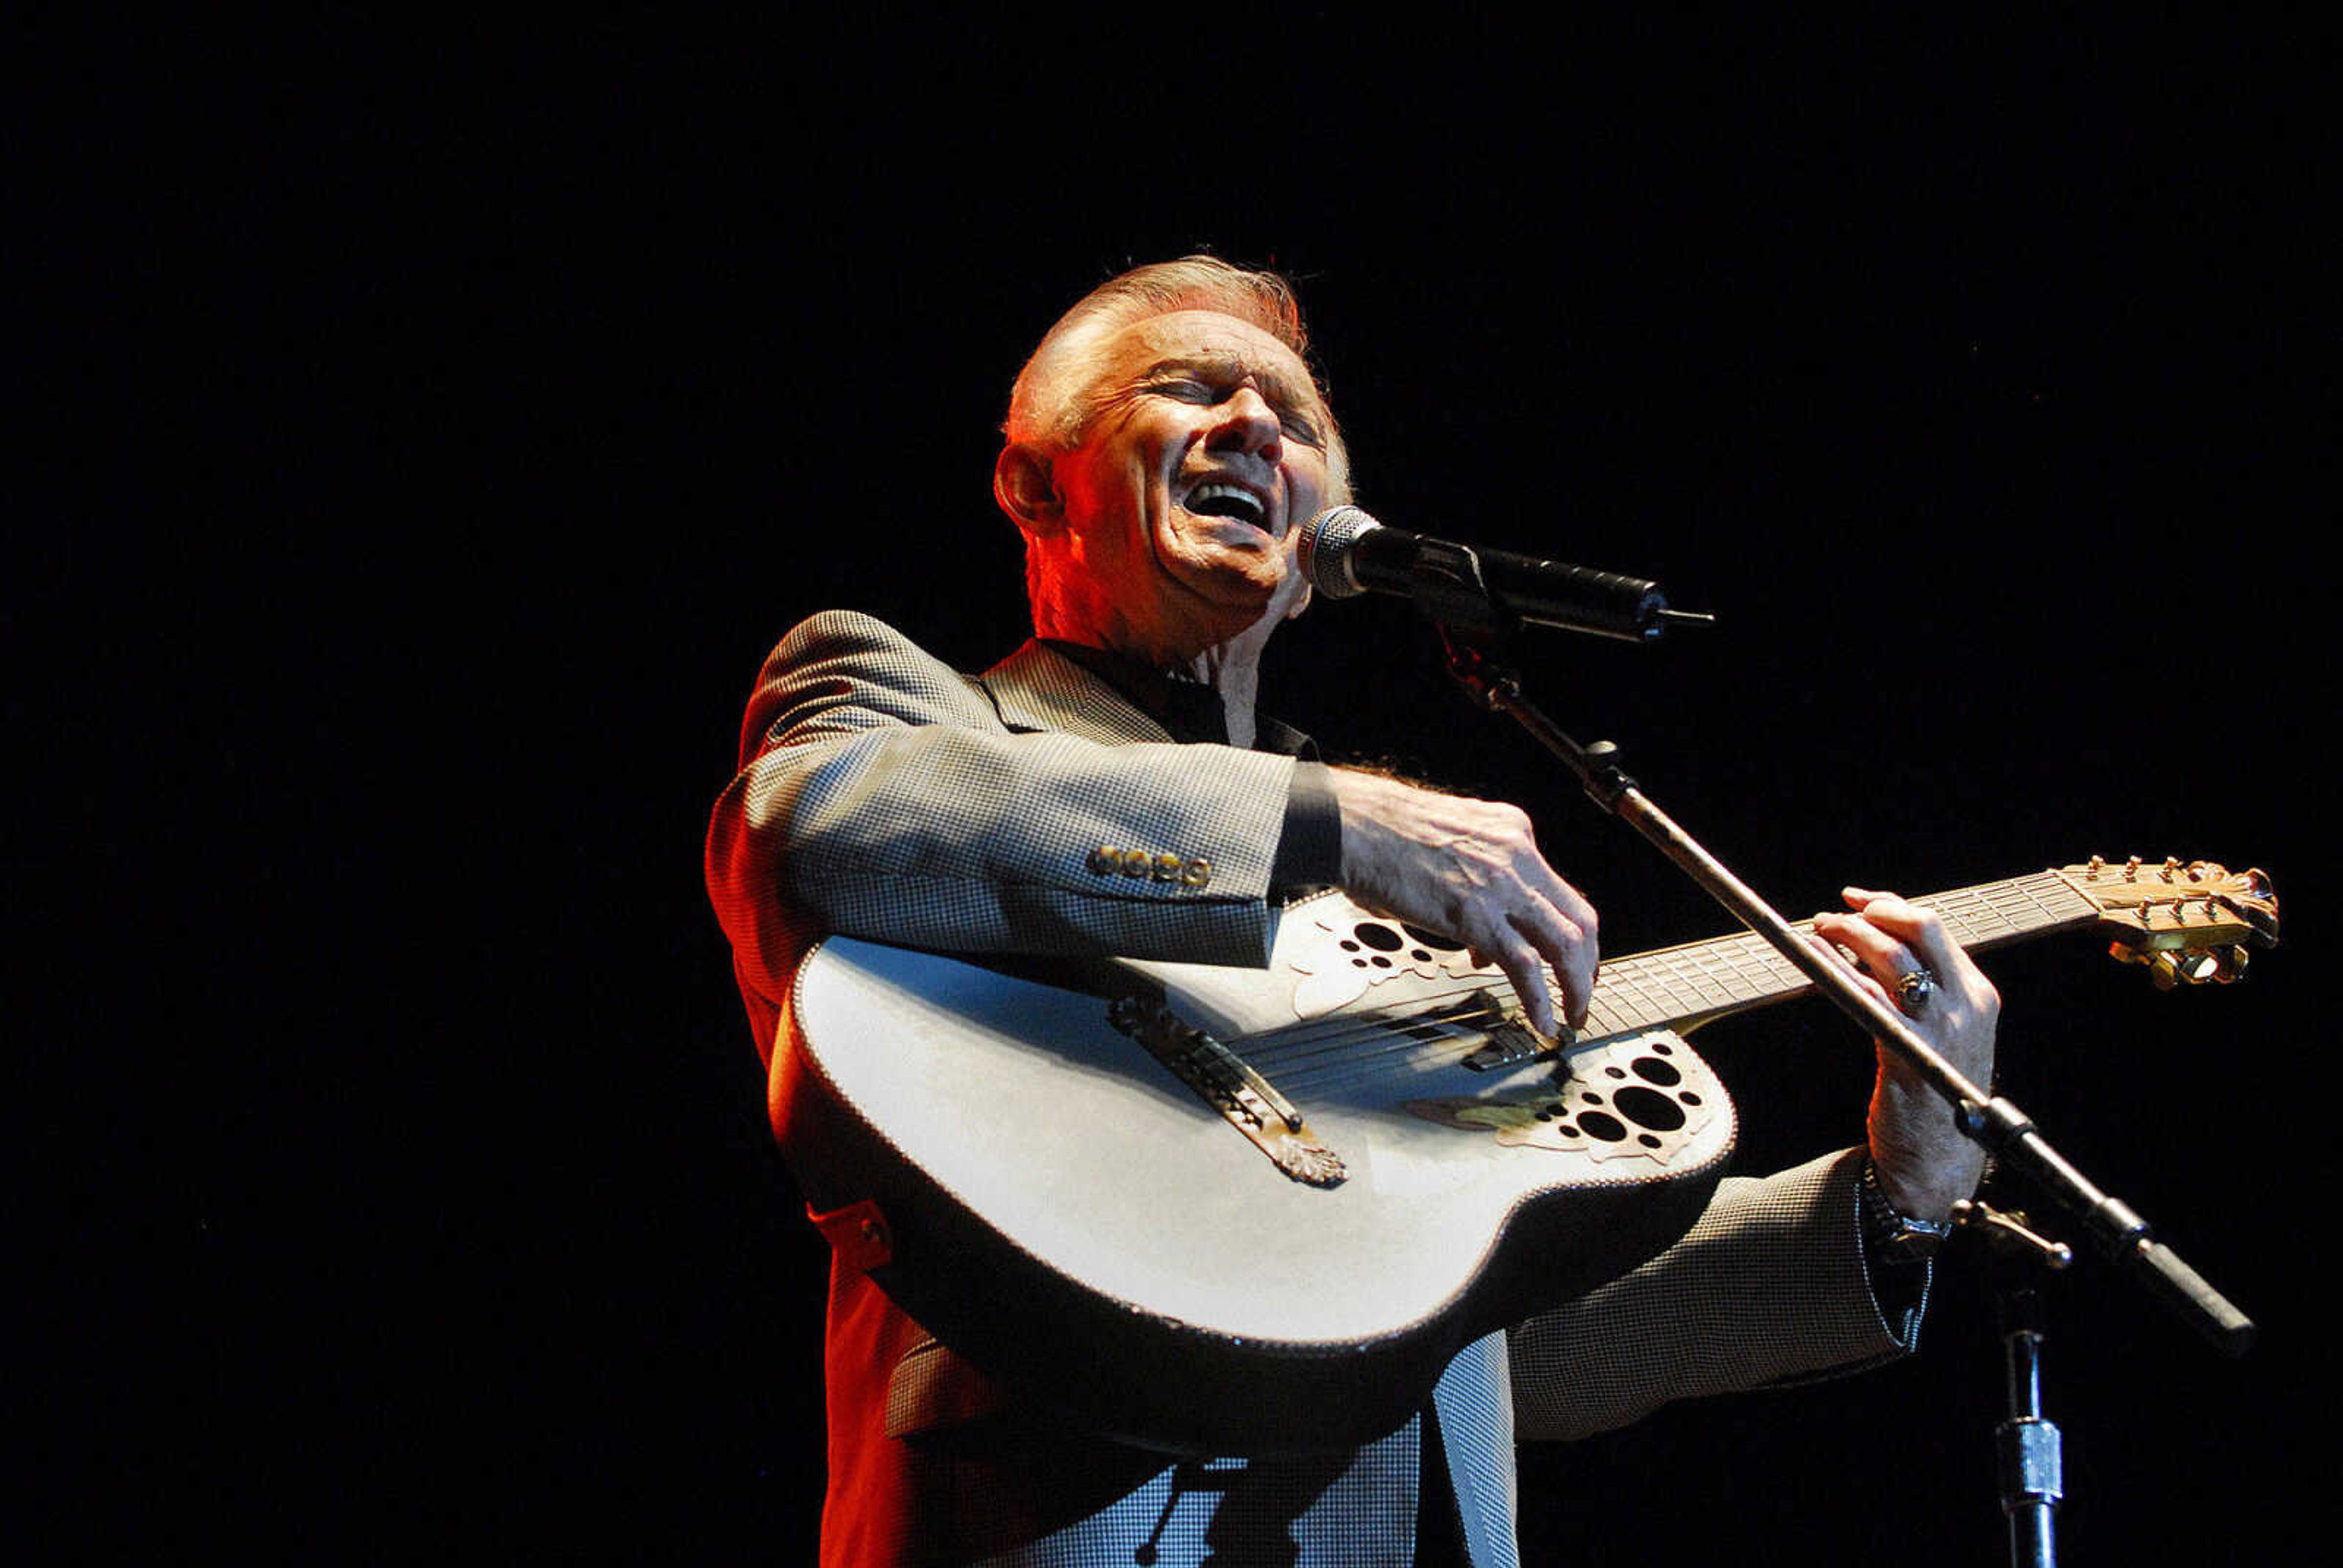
1892, 966, 1939, 1016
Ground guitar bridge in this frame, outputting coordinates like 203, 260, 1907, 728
1408, 993, 1569, 1072
1461, 1016, 1569, 1072
1106, 996, 1346, 1187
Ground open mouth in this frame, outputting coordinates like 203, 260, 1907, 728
1184, 481, 1270, 532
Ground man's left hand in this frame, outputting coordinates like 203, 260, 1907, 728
1812, 888, 2000, 1222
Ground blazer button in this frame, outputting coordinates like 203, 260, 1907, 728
1120, 850, 1151, 878
1152, 852, 1182, 883
1087, 846, 1121, 876
1181, 858, 1213, 889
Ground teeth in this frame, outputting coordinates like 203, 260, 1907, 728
1187, 483, 1267, 526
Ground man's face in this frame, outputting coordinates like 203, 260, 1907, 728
1043, 309, 1336, 662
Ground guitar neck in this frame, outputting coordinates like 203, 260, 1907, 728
1585, 871, 2098, 1040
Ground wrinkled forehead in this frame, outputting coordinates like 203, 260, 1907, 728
1088, 309, 1331, 416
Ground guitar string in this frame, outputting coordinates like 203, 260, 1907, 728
1120, 870, 2145, 1112
1249, 941, 1835, 1084
1247, 901, 1976, 1076
1123, 875, 2090, 1098
1237, 944, 1805, 1092
1253, 963, 1790, 1093
1233, 875, 2090, 1095
1241, 945, 1783, 1066
1242, 869, 2237, 1098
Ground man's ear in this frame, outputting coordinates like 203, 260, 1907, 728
993, 442, 1066, 536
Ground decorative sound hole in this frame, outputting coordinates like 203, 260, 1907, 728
1632, 1056, 1682, 1086
1533, 1102, 1582, 1135
1578, 1110, 1628, 1142
1611, 1086, 1686, 1132
1342, 920, 1449, 967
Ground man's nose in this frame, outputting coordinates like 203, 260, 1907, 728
1207, 386, 1284, 457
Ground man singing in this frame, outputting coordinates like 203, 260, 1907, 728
707, 256, 1998, 1566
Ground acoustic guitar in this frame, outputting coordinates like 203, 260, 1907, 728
782, 857, 2275, 1455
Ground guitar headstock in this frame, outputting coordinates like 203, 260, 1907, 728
2058, 856, 2280, 988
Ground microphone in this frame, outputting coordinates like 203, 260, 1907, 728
1297, 505, 1711, 642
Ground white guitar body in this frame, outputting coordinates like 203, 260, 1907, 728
785, 890, 1737, 1456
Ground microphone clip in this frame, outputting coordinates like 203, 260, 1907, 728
1403, 537, 1523, 639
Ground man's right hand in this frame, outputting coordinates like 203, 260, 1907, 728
1326, 768, 1598, 1039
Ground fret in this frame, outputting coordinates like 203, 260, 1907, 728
1920, 873, 2098, 949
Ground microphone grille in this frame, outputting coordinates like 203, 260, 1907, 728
1297, 505, 1381, 599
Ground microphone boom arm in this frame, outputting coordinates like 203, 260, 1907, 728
1438, 630, 2254, 1358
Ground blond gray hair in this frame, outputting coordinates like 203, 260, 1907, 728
1003, 256, 1351, 500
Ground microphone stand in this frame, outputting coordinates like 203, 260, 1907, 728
1955, 1199, 2077, 1568
1430, 623, 2255, 1357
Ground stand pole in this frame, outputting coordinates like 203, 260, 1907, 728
1959, 1201, 2075, 1568
1999, 1286, 2060, 1568
1436, 630, 2254, 1355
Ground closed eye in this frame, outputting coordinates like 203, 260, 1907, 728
1150, 379, 1320, 445
1148, 375, 1222, 403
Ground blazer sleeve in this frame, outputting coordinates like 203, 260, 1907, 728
1505, 1147, 1920, 1441
705, 610, 1303, 1024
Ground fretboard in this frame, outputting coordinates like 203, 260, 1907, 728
1583, 871, 2097, 1040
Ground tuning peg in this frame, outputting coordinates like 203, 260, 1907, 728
2214, 946, 2251, 984
2147, 949, 2221, 989
2222, 871, 2283, 946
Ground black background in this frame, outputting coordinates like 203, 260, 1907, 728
21, 15, 2330, 1562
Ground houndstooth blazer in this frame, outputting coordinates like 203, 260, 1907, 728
707, 610, 1920, 1568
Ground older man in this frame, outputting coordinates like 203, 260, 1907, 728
707, 257, 1997, 1567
